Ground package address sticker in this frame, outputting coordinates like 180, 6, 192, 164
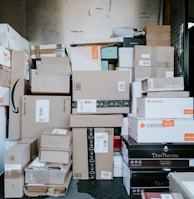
94, 132, 108, 153
77, 99, 96, 112
36, 99, 50, 122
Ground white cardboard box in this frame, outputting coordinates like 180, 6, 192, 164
136, 97, 194, 118
128, 115, 194, 143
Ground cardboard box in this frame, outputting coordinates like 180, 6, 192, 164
31, 74, 70, 94
72, 71, 130, 114
169, 172, 194, 199
70, 114, 123, 128
0, 106, 6, 175
24, 171, 72, 197
8, 51, 31, 140
136, 97, 194, 118
0, 86, 10, 106
73, 128, 114, 180
101, 46, 118, 59
0, 66, 11, 87
0, 45, 11, 67
39, 146, 72, 164
41, 56, 71, 65
141, 77, 184, 92
116, 67, 132, 83
21, 95, 71, 146
4, 175, 24, 198
70, 45, 101, 71
25, 157, 72, 184
118, 47, 134, 68
142, 91, 190, 98
134, 45, 174, 68
40, 128, 72, 149
31, 44, 66, 59
0, 23, 30, 53
113, 155, 123, 177
128, 115, 194, 143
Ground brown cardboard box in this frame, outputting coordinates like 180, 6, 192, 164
21, 95, 71, 146
169, 172, 194, 199
141, 77, 184, 92
25, 157, 72, 184
73, 128, 114, 180
72, 71, 130, 114
134, 45, 174, 68
40, 128, 72, 149
41, 57, 70, 65
39, 146, 72, 164
31, 74, 70, 94
8, 51, 31, 140
24, 171, 72, 197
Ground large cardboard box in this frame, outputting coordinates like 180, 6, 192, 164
21, 95, 71, 146
141, 77, 184, 92
25, 157, 72, 184
128, 115, 194, 143
8, 51, 31, 140
72, 71, 130, 114
71, 45, 101, 71
0, 66, 11, 87
169, 172, 194, 199
0, 45, 11, 67
136, 97, 194, 118
24, 171, 72, 197
73, 127, 114, 180
31, 74, 70, 94
40, 128, 72, 149
0, 86, 10, 106
134, 45, 174, 68
0, 23, 30, 53
31, 44, 66, 59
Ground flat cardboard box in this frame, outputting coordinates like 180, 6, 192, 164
128, 115, 194, 143
25, 157, 72, 184
136, 97, 194, 118
70, 114, 123, 128
72, 71, 130, 114
169, 172, 194, 199
8, 51, 31, 140
134, 45, 174, 68
24, 171, 72, 197
40, 128, 72, 149
142, 91, 190, 98
118, 47, 134, 68
41, 56, 71, 65
73, 128, 113, 180
0, 86, 10, 106
141, 77, 184, 92
39, 146, 72, 164
31, 44, 66, 59
4, 175, 24, 198
31, 74, 70, 94
0, 66, 11, 87
70, 45, 101, 71
21, 95, 71, 146
0, 45, 11, 67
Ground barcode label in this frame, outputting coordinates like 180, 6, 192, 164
94, 132, 108, 153
77, 99, 96, 112
118, 81, 125, 92
36, 100, 49, 122
161, 194, 173, 199
101, 171, 112, 179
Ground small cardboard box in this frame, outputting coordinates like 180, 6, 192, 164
39, 146, 72, 164
141, 77, 184, 92
169, 172, 194, 199
72, 71, 130, 114
40, 128, 72, 149
128, 115, 194, 143
101, 46, 118, 59
136, 97, 194, 118
25, 157, 72, 184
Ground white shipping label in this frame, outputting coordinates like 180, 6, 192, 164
94, 132, 108, 153
52, 128, 68, 135
35, 100, 50, 122
118, 81, 125, 91
101, 171, 112, 179
161, 194, 173, 199
138, 60, 151, 66
141, 53, 151, 59
77, 99, 96, 112
165, 71, 174, 78
4, 164, 21, 171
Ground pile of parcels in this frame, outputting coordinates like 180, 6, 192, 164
1, 22, 194, 199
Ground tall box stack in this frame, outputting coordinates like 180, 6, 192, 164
24, 128, 73, 197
